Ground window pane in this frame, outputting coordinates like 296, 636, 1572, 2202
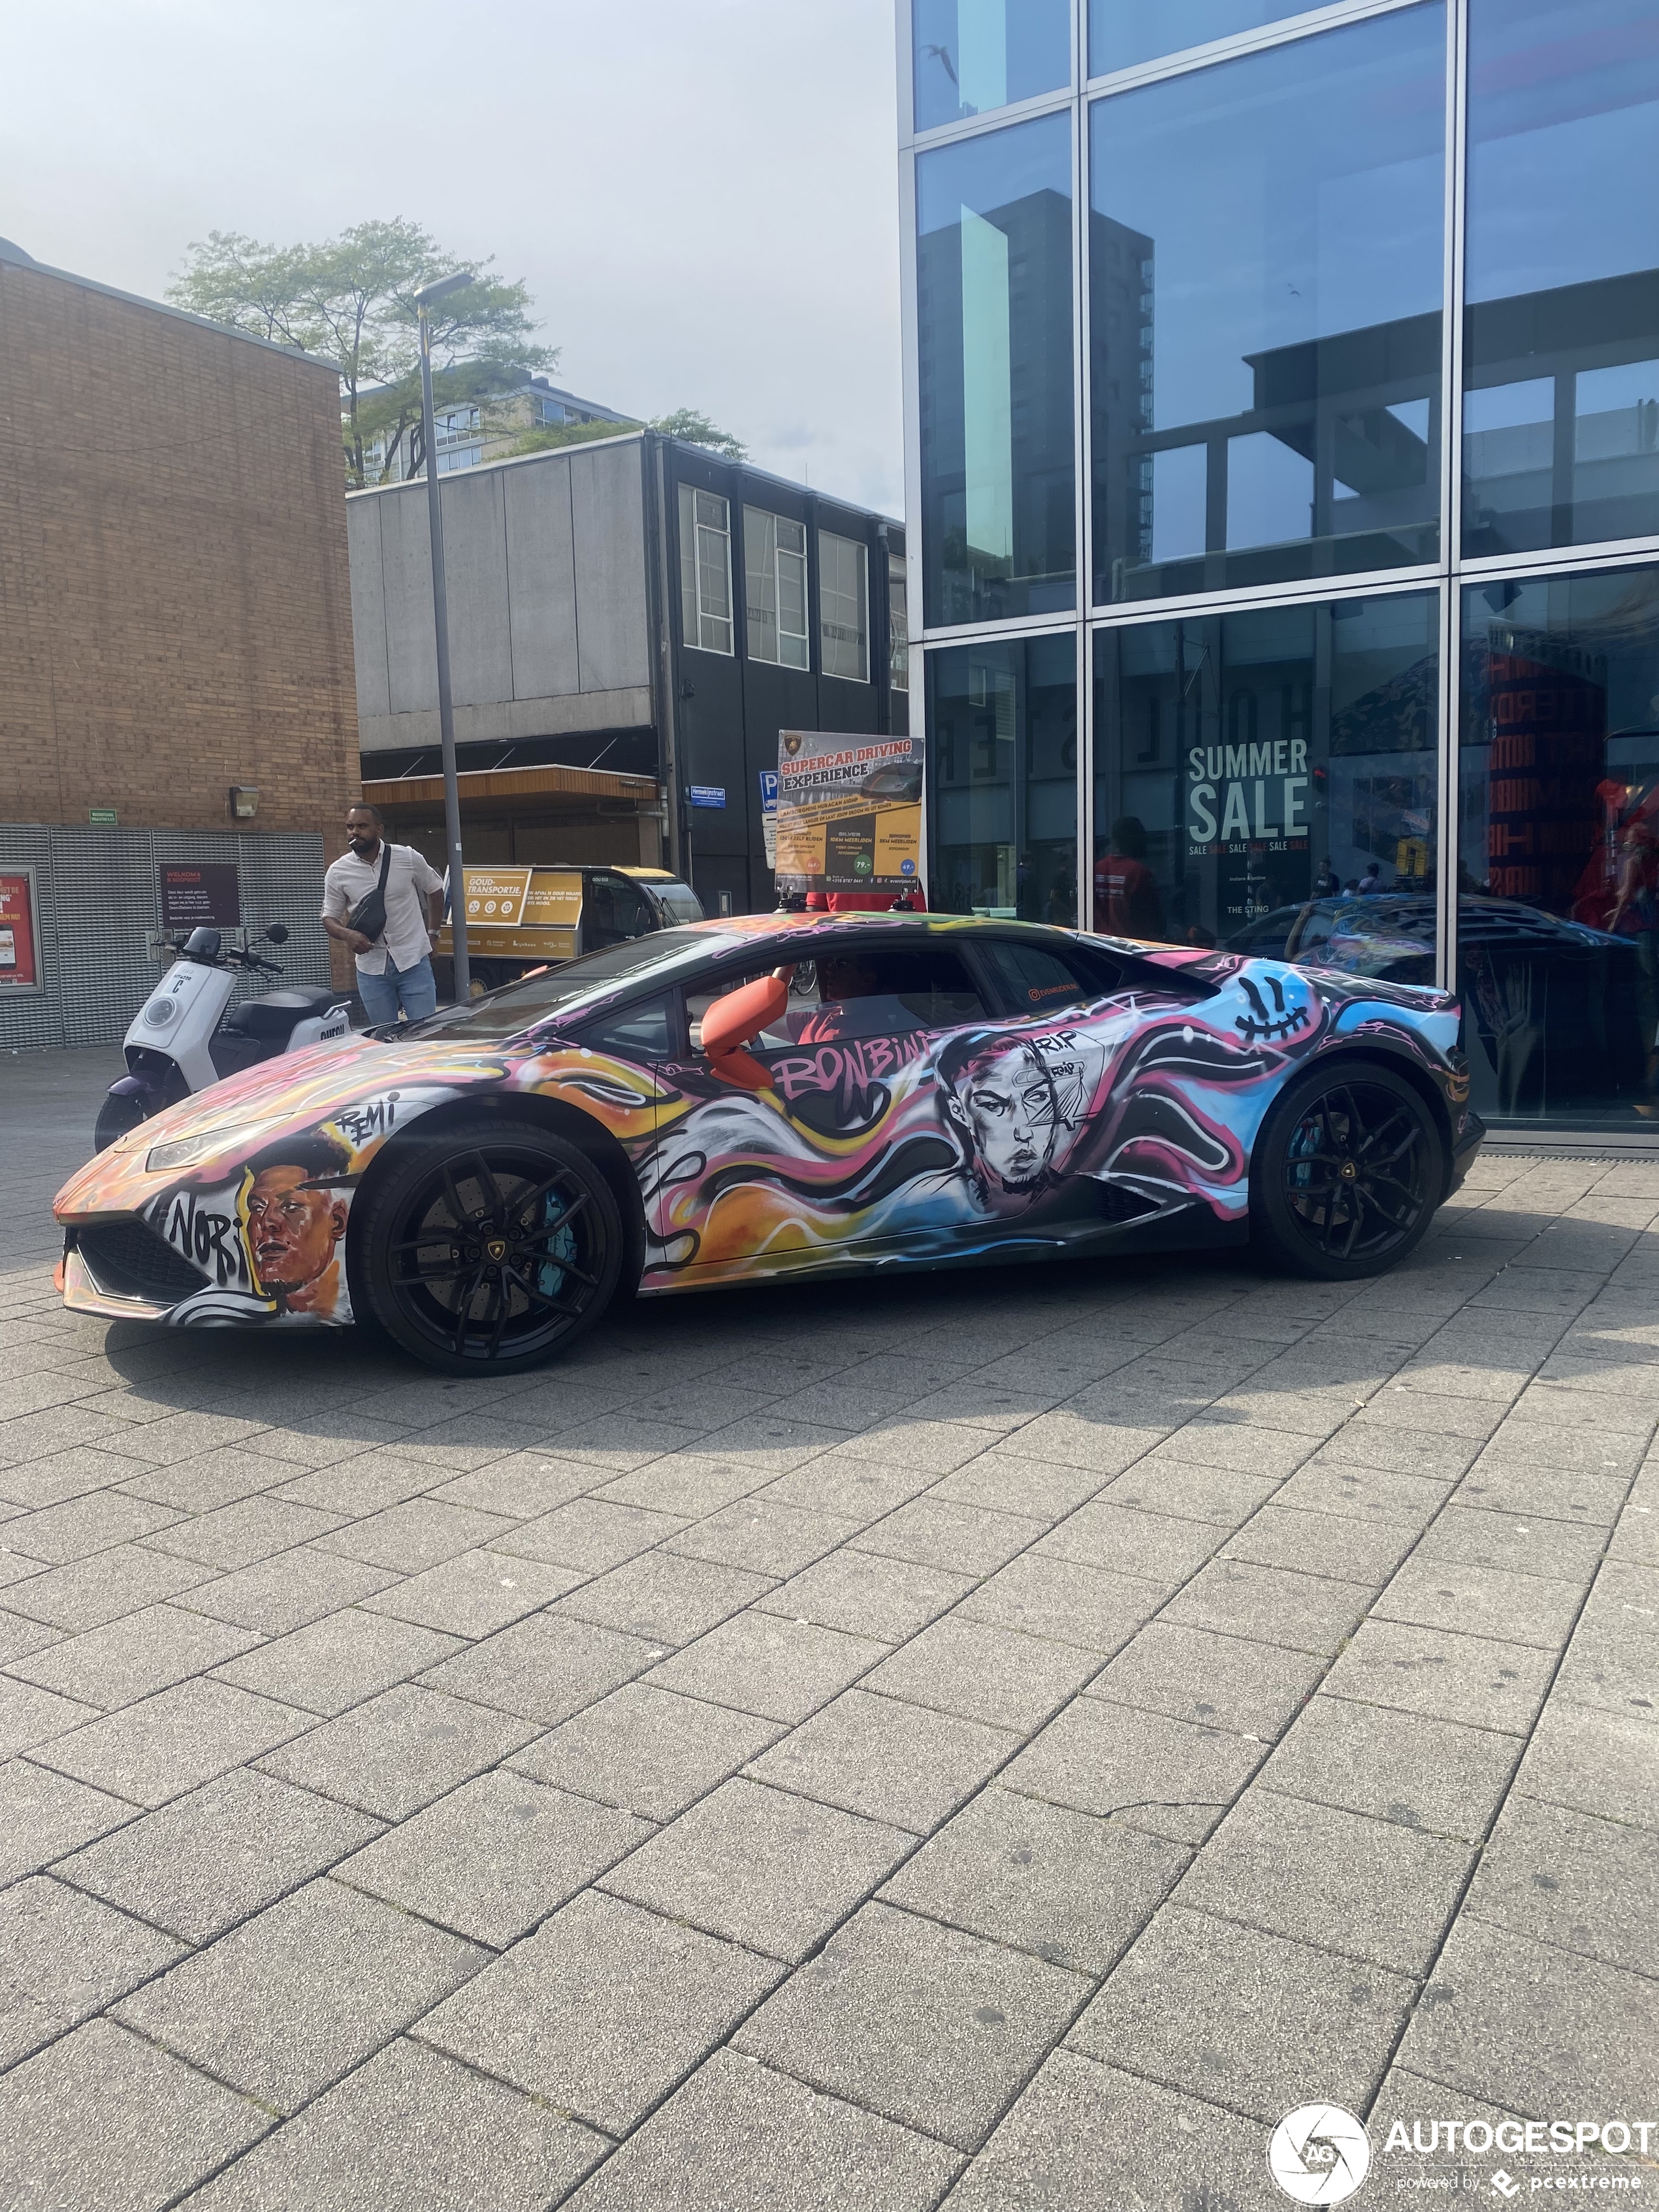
889, 554, 910, 691
930, 633, 1078, 924
1091, 593, 1439, 967
680, 487, 732, 655
678, 483, 696, 643
1089, 7, 1445, 604
792, 945, 986, 1040
1464, 0, 1659, 556
820, 534, 869, 682
1458, 569, 1659, 1125
744, 507, 780, 664
918, 114, 1076, 625
914, 0, 1071, 134
779, 524, 810, 669
579, 995, 673, 1060
978, 937, 1121, 1016
1091, 1, 1326, 76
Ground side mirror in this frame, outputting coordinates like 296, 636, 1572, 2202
264, 923, 289, 945
702, 975, 788, 1092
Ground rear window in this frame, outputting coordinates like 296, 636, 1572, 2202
978, 938, 1122, 1018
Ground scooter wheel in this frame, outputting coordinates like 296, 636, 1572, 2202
94, 1093, 149, 1153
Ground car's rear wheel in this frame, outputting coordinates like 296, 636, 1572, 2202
1251, 1063, 1441, 1281
357, 1120, 623, 1374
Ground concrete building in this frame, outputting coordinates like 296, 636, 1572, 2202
0, 236, 359, 1049
347, 431, 907, 916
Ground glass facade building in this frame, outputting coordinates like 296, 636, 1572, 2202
899, 0, 1659, 1128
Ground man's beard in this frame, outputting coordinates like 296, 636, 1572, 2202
349, 836, 378, 858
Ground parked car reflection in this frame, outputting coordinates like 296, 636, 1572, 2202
1226, 893, 1647, 1119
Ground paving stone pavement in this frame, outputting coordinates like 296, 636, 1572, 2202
1, 1050, 1656, 2209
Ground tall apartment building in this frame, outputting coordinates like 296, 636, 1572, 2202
0, 237, 360, 1048
364, 375, 637, 485
899, 0, 1659, 1134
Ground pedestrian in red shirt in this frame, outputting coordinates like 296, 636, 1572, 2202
1093, 817, 1165, 938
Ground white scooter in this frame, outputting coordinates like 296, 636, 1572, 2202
95, 924, 353, 1152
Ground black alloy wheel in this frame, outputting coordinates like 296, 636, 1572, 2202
1251, 1064, 1441, 1280
358, 1120, 623, 1374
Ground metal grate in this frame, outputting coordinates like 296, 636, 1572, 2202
75, 1217, 207, 1302
1099, 1183, 1159, 1223
0, 825, 331, 1051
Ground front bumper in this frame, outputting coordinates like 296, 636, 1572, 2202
1447, 1109, 1486, 1195
59, 1241, 176, 1322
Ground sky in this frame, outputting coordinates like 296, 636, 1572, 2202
0, 0, 907, 515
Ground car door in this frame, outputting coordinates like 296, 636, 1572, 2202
648, 933, 1002, 1277
958, 935, 1144, 1228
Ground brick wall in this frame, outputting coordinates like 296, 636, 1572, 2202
0, 255, 360, 842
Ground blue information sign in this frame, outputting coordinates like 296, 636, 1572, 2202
689, 786, 726, 809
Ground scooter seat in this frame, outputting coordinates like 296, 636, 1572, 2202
224, 986, 338, 1040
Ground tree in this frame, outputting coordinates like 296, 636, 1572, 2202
169, 219, 555, 487
651, 408, 747, 461
495, 406, 750, 466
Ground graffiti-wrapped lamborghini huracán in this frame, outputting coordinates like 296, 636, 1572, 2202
54, 914, 1483, 1375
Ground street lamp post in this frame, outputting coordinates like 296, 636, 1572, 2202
413, 270, 475, 1002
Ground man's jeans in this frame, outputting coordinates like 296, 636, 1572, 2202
357, 952, 438, 1025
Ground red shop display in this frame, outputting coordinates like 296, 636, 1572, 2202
0, 873, 39, 989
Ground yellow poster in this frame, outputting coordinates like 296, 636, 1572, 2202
521, 871, 584, 928
461, 867, 533, 927
773, 731, 924, 895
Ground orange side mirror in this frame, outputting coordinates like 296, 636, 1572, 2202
702, 974, 788, 1091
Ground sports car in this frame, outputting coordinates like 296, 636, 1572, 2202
54, 912, 1483, 1376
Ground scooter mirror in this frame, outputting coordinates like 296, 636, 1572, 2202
264, 923, 289, 944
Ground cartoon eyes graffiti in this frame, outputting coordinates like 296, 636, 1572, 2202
1235, 972, 1312, 1046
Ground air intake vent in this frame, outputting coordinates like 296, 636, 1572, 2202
75, 1219, 207, 1304
1098, 1182, 1159, 1223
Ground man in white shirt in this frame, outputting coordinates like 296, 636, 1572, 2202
321, 803, 446, 1024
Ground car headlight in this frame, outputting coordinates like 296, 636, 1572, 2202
145, 1118, 283, 1175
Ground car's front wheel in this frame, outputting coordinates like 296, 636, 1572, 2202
356, 1119, 624, 1374
1251, 1063, 1442, 1280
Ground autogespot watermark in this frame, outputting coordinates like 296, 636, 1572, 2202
1266, 2106, 1654, 2204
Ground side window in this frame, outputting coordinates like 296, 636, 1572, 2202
980, 938, 1121, 1016
577, 993, 674, 1061
587, 874, 653, 948
788, 944, 985, 1042
685, 944, 988, 1053
685, 965, 815, 1053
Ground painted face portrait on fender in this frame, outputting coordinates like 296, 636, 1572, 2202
240, 1135, 352, 1314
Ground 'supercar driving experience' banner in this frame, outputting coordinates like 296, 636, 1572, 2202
773, 730, 924, 896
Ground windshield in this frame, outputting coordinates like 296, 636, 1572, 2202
652, 883, 704, 924
390, 929, 717, 1042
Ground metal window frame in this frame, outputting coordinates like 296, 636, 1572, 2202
819, 529, 873, 683
678, 481, 735, 658
0, 861, 44, 996
897, 0, 1659, 987
743, 505, 812, 671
